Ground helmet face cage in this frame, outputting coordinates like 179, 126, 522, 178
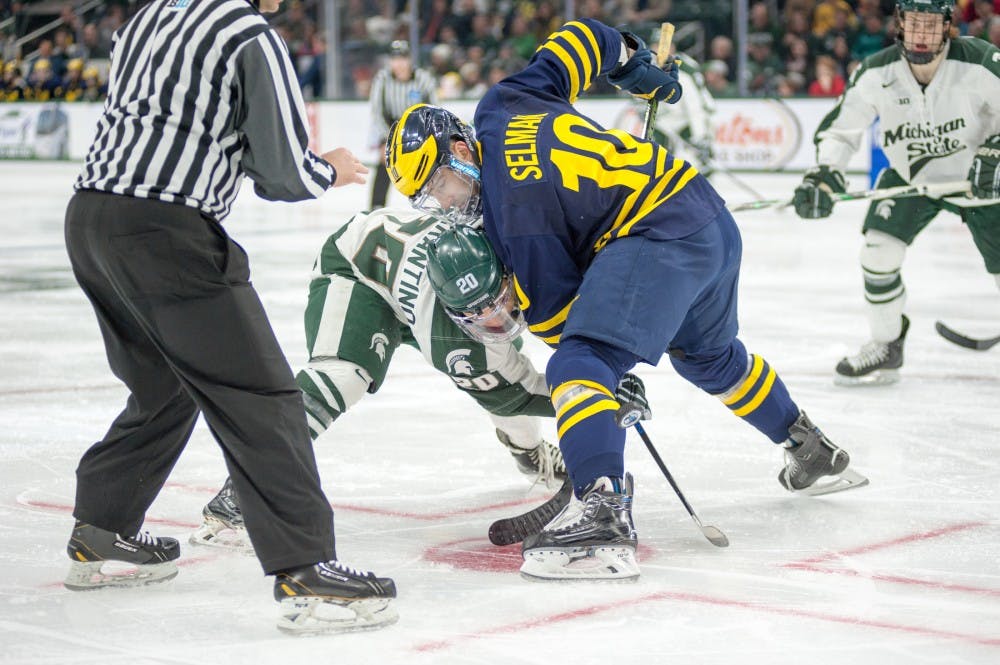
895, 1, 952, 65
410, 157, 482, 225
443, 276, 527, 344
386, 105, 482, 223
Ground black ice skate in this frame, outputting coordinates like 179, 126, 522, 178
274, 560, 398, 634
496, 428, 568, 489
779, 411, 868, 496
835, 315, 909, 385
65, 520, 180, 590
520, 473, 639, 580
189, 477, 252, 554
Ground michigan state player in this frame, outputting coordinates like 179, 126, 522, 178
794, 0, 1000, 384
190, 208, 564, 552
385, 18, 865, 581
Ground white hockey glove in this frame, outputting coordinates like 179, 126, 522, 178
969, 134, 1000, 199
615, 372, 652, 428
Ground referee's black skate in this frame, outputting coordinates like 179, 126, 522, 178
496, 428, 567, 488
189, 477, 252, 553
779, 411, 868, 496
520, 473, 638, 580
64, 520, 180, 590
274, 560, 398, 634
835, 315, 909, 385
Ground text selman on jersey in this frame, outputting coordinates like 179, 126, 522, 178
474, 19, 726, 346
816, 38, 1000, 189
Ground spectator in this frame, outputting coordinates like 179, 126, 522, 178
747, 32, 784, 96
703, 59, 736, 96
749, 1, 781, 47
709, 35, 737, 79
420, 0, 453, 45
622, 0, 673, 24
784, 35, 812, 82
852, 11, 890, 61
459, 61, 487, 98
506, 12, 538, 61
79, 23, 111, 60
27, 39, 54, 78
807, 55, 846, 97
2, 60, 27, 101
988, 16, 1000, 47
62, 57, 86, 101
51, 27, 78, 76
813, 0, 859, 37
80, 65, 106, 102
26, 58, 63, 101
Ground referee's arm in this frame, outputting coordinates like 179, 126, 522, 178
235, 32, 335, 202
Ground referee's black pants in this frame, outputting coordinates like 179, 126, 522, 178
64, 191, 336, 574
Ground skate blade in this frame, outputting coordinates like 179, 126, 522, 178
834, 369, 899, 386
189, 519, 254, 555
520, 545, 639, 581
792, 469, 870, 497
277, 597, 398, 635
64, 560, 178, 591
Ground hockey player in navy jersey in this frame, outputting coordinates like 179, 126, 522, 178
385, 19, 865, 580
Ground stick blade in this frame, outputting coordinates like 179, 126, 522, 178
702, 525, 729, 548
935, 321, 1000, 351
488, 479, 572, 546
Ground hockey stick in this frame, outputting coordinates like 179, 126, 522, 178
633, 422, 729, 548
730, 179, 972, 213
641, 22, 675, 141
935, 321, 1000, 351
488, 478, 572, 546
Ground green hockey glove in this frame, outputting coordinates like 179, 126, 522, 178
793, 166, 846, 219
969, 134, 1000, 199
615, 372, 652, 428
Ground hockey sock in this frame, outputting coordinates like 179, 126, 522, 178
546, 339, 628, 497
718, 353, 799, 443
296, 362, 372, 441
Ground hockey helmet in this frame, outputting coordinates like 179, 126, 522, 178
426, 223, 526, 344
385, 104, 482, 224
895, 0, 953, 65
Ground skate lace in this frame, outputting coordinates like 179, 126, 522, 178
131, 530, 157, 547
323, 560, 371, 579
528, 441, 566, 491
847, 341, 889, 370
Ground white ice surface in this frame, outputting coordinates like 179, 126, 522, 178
1, 163, 998, 665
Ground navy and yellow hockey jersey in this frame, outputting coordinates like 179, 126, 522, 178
474, 19, 726, 346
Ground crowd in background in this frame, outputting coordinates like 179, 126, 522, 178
2, 0, 1000, 103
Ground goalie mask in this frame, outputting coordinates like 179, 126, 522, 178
895, 0, 953, 65
385, 104, 482, 225
425, 224, 526, 344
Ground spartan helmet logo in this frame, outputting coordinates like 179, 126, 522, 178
875, 199, 896, 220
445, 348, 474, 376
369, 333, 389, 362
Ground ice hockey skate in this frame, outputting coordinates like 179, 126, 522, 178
274, 560, 397, 634
496, 428, 567, 489
64, 521, 180, 590
520, 473, 639, 580
189, 477, 253, 554
835, 315, 909, 386
779, 411, 868, 496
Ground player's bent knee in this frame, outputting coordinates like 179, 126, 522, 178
297, 358, 373, 414
860, 230, 906, 273
669, 339, 748, 395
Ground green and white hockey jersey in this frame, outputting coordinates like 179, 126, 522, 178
295, 207, 553, 444
815, 38, 1000, 194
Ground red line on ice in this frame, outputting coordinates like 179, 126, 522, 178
412, 590, 1000, 652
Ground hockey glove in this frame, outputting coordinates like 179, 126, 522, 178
609, 46, 682, 104
969, 134, 1000, 199
615, 372, 652, 429
793, 166, 846, 219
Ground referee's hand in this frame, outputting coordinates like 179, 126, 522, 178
323, 147, 369, 187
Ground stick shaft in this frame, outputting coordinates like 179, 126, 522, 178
730, 179, 972, 213
641, 22, 675, 141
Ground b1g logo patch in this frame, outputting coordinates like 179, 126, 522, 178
167, 0, 192, 8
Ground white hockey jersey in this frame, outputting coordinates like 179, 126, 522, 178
816, 38, 1000, 191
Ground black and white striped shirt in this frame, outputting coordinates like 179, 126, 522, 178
76, 0, 334, 221
369, 67, 438, 144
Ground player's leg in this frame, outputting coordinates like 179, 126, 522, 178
836, 168, 940, 384
962, 202, 1000, 295
667, 208, 859, 493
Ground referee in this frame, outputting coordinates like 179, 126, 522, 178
368, 39, 437, 208
63, 0, 396, 634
